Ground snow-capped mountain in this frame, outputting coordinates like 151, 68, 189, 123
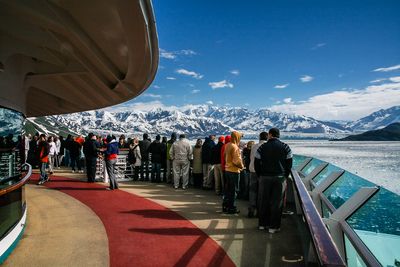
348, 106, 400, 131
26, 105, 349, 137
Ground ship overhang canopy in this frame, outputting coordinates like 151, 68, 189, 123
0, 0, 159, 117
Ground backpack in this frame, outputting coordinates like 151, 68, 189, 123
128, 145, 138, 165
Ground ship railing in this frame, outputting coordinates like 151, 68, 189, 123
95, 149, 157, 182
293, 155, 400, 267
0, 162, 31, 263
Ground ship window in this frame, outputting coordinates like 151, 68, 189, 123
0, 107, 24, 184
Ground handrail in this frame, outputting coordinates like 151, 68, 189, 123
0, 163, 32, 197
291, 169, 346, 267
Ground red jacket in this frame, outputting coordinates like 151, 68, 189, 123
220, 135, 231, 171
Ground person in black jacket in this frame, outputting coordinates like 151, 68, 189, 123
254, 128, 292, 234
202, 135, 216, 189
139, 133, 151, 181
212, 136, 225, 195
148, 135, 165, 183
83, 133, 99, 182
161, 136, 168, 182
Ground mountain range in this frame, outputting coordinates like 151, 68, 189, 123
25, 105, 400, 138
337, 122, 400, 141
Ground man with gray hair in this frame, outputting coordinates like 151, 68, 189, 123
169, 134, 193, 189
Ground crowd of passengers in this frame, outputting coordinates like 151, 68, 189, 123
17, 127, 292, 233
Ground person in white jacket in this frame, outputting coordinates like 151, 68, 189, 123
55, 136, 61, 168
48, 136, 57, 174
169, 134, 193, 189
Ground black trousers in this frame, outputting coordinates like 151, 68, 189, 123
224, 171, 240, 212
86, 157, 97, 182
258, 176, 286, 229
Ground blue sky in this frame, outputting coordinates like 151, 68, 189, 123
112, 0, 400, 121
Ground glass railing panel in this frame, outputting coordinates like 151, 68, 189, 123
292, 154, 308, 170
346, 188, 400, 267
313, 163, 342, 186
0, 187, 24, 239
344, 234, 367, 267
323, 172, 375, 209
301, 158, 324, 176
321, 201, 332, 219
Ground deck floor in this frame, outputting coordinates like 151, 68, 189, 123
4, 169, 306, 266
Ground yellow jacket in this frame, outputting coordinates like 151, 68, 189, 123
225, 131, 244, 173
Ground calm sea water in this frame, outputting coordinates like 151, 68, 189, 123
284, 140, 400, 194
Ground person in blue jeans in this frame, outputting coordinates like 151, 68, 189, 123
104, 135, 119, 190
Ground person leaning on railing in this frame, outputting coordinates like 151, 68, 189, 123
254, 127, 293, 234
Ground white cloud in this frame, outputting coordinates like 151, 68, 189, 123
166, 77, 176, 80
206, 101, 214, 105
176, 69, 204, 79
370, 78, 387, 83
107, 100, 167, 112
153, 85, 161, 89
270, 80, 400, 120
160, 48, 197, 60
191, 89, 200, 94
300, 75, 314, 83
180, 49, 197, 56
311, 43, 326, 50
370, 76, 400, 83
209, 80, 234, 89
389, 76, 400, 83
283, 98, 292, 104
230, 70, 240, 75
373, 64, 400, 72
274, 83, 289, 89
159, 49, 176, 59
143, 93, 162, 98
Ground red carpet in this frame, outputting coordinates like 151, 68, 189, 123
30, 174, 235, 267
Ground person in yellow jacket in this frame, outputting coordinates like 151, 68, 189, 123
223, 131, 244, 214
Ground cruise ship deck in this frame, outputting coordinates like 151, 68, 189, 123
3, 169, 305, 267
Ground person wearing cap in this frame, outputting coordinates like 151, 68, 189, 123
212, 136, 225, 195
148, 134, 165, 183
255, 127, 292, 233
169, 134, 193, 189
223, 131, 244, 214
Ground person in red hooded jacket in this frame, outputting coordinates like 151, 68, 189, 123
37, 134, 50, 185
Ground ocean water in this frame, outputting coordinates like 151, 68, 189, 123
284, 140, 400, 194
